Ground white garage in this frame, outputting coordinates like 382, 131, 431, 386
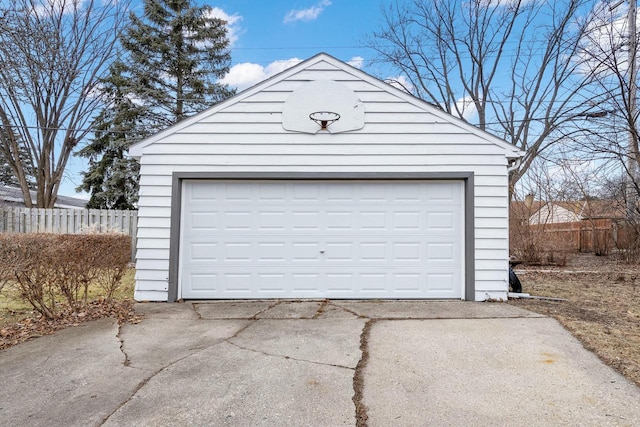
129, 53, 523, 302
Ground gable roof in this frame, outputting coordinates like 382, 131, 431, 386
129, 52, 524, 159
513, 198, 627, 224
0, 185, 88, 209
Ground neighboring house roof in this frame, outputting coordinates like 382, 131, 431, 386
129, 52, 524, 160
510, 199, 545, 223
0, 185, 88, 209
580, 200, 627, 219
529, 202, 582, 224
516, 198, 627, 224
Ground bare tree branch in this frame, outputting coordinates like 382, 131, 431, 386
368, 0, 599, 192
0, 0, 127, 207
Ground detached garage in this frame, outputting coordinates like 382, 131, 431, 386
129, 53, 523, 302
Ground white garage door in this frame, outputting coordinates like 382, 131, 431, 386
179, 180, 464, 299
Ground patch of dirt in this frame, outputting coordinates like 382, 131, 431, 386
509, 253, 640, 387
0, 299, 143, 351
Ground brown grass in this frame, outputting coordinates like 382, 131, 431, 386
508, 255, 640, 387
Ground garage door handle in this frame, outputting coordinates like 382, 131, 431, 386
320, 250, 325, 253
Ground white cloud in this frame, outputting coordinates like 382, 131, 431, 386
347, 56, 364, 69
284, 0, 331, 24
453, 96, 478, 121
264, 58, 304, 76
221, 58, 303, 91
385, 75, 414, 93
208, 7, 243, 47
577, 2, 633, 76
31, 0, 86, 17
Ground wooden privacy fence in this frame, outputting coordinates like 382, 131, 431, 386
529, 219, 614, 255
0, 207, 138, 260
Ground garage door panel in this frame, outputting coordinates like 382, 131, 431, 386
291, 242, 323, 263
257, 273, 287, 293
291, 211, 321, 230
189, 273, 218, 293
292, 183, 322, 201
186, 208, 460, 235
223, 183, 252, 202
291, 273, 321, 293
222, 211, 252, 231
360, 273, 387, 292
257, 211, 287, 231
184, 268, 461, 298
427, 242, 455, 262
359, 185, 387, 202
189, 211, 218, 230
190, 181, 219, 200
427, 211, 458, 231
392, 242, 421, 261
427, 182, 461, 202
179, 180, 464, 299
223, 242, 253, 262
427, 273, 457, 293
189, 242, 218, 261
360, 211, 387, 230
257, 183, 287, 201
392, 211, 421, 230
326, 211, 354, 230
182, 237, 463, 267
359, 241, 387, 262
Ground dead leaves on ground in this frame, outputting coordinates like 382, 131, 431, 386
0, 299, 143, 351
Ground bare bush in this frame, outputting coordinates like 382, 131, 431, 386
0, 233, 130, 318
89, 234, 131, 299
510, 220, 569, 266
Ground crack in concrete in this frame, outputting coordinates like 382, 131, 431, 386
226, 340, 355, 371
329, 302, 367, 318
228, 319, 258, 339
116, 323, 130, 367
103, 303, 533, 426
191, 303, 204, 320
353, 319, 375, 427
99, 370, 156, 425
312, 299, 329, 319
99, 320, 254, 426
251, 300, 282, 318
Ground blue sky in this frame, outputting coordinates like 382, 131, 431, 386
212, 0, 392, 90
60, 0, 392, 198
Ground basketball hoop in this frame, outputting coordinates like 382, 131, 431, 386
309, 111, 340, 130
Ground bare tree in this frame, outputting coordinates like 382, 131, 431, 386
0, 0, 127, 207
368, 0, 601, 193
566, 1, 640, 214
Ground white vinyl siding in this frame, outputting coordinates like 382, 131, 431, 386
132, 57, 516, 301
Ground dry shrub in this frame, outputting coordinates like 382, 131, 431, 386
613, 220, 640, 263
510, 221, 568, 266
0, 233, 130, 319
89, 234, 131, 299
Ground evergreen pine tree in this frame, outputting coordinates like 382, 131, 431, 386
77, 64, 144, 209
0, 135, 35, 189
78, 0, 234, 208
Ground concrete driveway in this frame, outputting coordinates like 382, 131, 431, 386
1, 300, 639, 426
